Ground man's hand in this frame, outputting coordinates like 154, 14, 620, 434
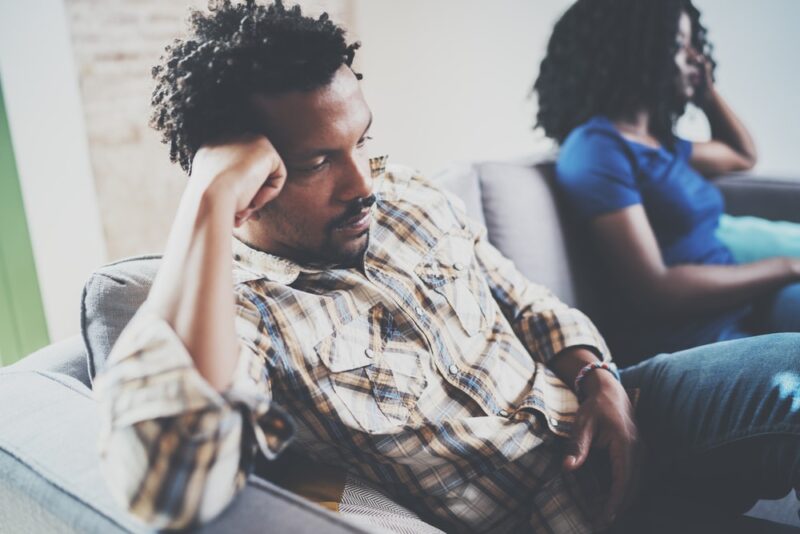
564, 370, 643, 528
190, 134, 288, 228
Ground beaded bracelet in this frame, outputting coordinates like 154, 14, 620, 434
573, 361, 620, 400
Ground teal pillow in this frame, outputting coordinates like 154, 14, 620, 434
716, 214, 800, 264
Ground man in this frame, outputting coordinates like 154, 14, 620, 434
96, 1, 799, 532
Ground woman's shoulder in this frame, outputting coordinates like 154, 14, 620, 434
557, 116, 635, 179
562, 116, 623, 145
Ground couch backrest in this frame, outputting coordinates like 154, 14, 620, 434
434, 158, 599, 312
81, 255, 161, 381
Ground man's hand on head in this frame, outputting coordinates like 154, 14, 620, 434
190, 134, 287, 228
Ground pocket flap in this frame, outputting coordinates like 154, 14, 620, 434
315, 310, 383, 373
416, 230, 475, 284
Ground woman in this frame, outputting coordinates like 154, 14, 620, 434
534, 0, 800, 363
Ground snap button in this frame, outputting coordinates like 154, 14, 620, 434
498, 409, 509, 418
365, 349, 374, 359
453, 262, 465, 271
415, 306, 425, 316
448, 364, 459, 375
550, 417, 559, 427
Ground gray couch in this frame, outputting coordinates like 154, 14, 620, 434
2, 158, 799, 533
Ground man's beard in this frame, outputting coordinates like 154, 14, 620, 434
315, 194, 376, 268
260, 194, 376, 269
312, 231, 370, 269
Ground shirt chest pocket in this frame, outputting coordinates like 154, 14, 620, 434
315, 304, 428, 434
415, 229, 492, 336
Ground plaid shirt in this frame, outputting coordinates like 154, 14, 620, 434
95, 164, 611, 533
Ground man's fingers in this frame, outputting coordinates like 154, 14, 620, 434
620, 437, 644, 515
601, 440, 633, 525
250, 163, 287, 211
563, 416, 594, 471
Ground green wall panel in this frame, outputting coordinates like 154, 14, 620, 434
0, 77, 49, 365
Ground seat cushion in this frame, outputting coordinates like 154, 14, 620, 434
81, 255, 161, 380
5, 335, 90, 388
0, 370, 372, 534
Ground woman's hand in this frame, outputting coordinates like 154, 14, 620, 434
688, 48, 715, 106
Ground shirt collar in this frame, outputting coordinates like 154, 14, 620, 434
232, 238, 308, 285
232, 154, 390, 286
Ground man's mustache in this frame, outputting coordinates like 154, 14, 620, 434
331, 195, 377, 228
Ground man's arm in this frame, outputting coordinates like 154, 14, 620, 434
94, 136, 290, 529
148, 135, 287, 391
455, 195, 642, 528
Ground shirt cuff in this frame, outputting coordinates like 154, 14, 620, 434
95, 305, 294, 457
530, 307, 612, 365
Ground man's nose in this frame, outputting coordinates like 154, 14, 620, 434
338, 156, 373, 202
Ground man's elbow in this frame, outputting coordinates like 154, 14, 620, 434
99, 420, 244, 530
103, 457, 239, 531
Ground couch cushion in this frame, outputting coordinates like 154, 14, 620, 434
5, 335, 90, 388
0, 370, 372, 534
474, 160, 582, 306
0, 371, 141, 533
81, 255, 161, 381
430, 161, 487, 229
715, 175, 800, 223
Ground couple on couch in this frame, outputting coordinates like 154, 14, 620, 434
96, 0, 800, 532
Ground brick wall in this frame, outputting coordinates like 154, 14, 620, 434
65, 0, 353, 260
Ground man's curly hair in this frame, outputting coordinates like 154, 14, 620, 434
534, 0, 714, 149
150, 0, 361, 173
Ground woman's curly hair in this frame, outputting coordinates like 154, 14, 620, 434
150, 0, 361, 173
534, 0, 714, 149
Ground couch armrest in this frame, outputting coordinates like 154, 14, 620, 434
0, 371, 366, 534
5, 335, 90, 388
714, 174, 800, 223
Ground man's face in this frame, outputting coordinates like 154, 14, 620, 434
243, 65, 375, 267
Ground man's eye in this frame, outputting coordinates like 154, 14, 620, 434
357, 135, 374, 148
295, 160, 329, 173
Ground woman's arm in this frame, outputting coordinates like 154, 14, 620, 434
690, 56, 758, 176
591, 205, 800, 317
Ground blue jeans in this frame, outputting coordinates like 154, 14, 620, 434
613, 334, 800, 530
750, 282, 800, 334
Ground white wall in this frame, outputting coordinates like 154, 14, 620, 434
680, 0, 800, 177
353, 0, 800, 179
352, 0, 571, 176
0, 0, 107, 342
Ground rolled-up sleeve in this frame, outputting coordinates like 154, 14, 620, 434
94, 298, 293, 530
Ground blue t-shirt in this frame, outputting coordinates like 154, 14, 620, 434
555, 116, 750, 363
556, 116, 735, 266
